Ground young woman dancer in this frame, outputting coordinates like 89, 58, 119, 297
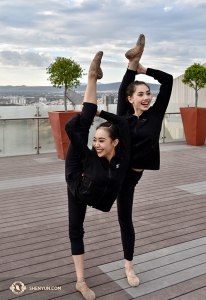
117, 34, 173, 287
65, 52, 131, 300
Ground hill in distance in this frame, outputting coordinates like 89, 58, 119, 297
75, 82, 160, 93
0, 82, 160, 95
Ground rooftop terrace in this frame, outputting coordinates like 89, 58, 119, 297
0, 141, 206, 300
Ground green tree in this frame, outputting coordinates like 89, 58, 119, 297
46, 57, 84, 111
182, 63, 206, 108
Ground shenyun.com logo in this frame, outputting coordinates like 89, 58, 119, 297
10, 281, 26, 295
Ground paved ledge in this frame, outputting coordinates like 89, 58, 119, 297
99, 237, 206, 298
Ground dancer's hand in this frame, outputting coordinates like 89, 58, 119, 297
137, 63, 147, 74
96, 110, 101, 116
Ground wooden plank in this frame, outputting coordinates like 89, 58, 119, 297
0, 143, 206, 300
172, 286, 206, 300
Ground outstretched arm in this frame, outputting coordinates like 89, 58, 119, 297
137, 63, 173, 119
117, 69, 136, 116
65, 114, 90, 161
147, 68, 173, 118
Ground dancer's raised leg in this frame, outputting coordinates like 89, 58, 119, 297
83, 51, 103, 104
117, 35, 145, 116
72, 51, 103, 300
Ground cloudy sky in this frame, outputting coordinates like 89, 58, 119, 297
0, 0, 205, 86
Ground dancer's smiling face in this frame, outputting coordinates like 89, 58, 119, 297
128, 83, 152, 117
93, 128, 119, 161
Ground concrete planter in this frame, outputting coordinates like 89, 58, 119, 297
48, 110, 81, 160
180, 107, 206, 146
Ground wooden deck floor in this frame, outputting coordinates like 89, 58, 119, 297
0, 142, 206, 300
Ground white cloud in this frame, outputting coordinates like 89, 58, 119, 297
37, 11, 58, 16
0, 0, 205, 84
164, 6, 172, 12
175, 0, 206, 5
0, 51, 53, 68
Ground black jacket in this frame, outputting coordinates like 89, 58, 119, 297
65, 110, 130, 212
117, 68, 173, 170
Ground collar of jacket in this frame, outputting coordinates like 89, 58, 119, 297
126, 108, 150, 120
92, 148, 123, 160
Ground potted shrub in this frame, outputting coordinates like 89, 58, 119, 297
46, 57, 84, 159
180, 63, 206, 146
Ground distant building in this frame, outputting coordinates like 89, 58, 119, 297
169, 62, 206, 108
10, 97, 26, 105
39, 97, 47, 103
102, 94, 115, 105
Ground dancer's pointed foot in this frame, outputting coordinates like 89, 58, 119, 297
89, 51, 103, 80
125, 269, 140, 287
76, 282, 96, 300
125, 34, 145, 64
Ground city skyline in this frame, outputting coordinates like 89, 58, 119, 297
0, 0, 206, 86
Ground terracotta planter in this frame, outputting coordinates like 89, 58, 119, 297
48, 110, 81, 160
180, 107, 206, 146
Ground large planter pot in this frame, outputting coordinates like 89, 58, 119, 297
48, 110, 81, 160
180, 107, 206, 146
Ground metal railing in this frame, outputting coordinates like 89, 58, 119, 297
0, 112, 185, 157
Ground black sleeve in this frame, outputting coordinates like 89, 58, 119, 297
146, 68, 173, 119
117, 69, 137, 116
99, 110, 131, 162
65, 114, 90, 161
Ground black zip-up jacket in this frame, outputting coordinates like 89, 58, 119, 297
117, 68, 173, 170
65, 110, 130, 212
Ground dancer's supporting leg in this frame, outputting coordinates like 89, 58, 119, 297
117, 35, 145, 287
72, 51, 103, 300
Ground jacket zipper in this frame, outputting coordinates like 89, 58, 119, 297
94, 163, 111, 205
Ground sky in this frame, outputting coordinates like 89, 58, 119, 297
0, 0, 205, 86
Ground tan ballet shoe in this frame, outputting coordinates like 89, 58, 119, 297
76, 282, 96, 300
125, 34, 145, 63
125, 269, 140, 287
89, 51, 103, 80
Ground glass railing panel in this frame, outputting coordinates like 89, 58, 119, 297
38, 119, 56, 154
159, 119, 164, 144
0, 106, 36, 118
0, 111, 187, 158
39, 105, 75, 117
108, 104, 117, 113
0, 119, 36, 157
0, 120, 4, 156
162, 113, 185, 142
166, 103, 186, 113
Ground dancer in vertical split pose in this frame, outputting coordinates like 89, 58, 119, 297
117, 34, 173, 287
65, 52, 131, 300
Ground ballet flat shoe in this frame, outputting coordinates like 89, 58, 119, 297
76, 282, 96, 300
125, 34, 145, 62
125, 269, 140, 287
89, 51, 103, 80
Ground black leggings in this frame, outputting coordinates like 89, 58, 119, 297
116, 68, 143, 261
117, 168, 143, 261
65, 102, 97, 255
